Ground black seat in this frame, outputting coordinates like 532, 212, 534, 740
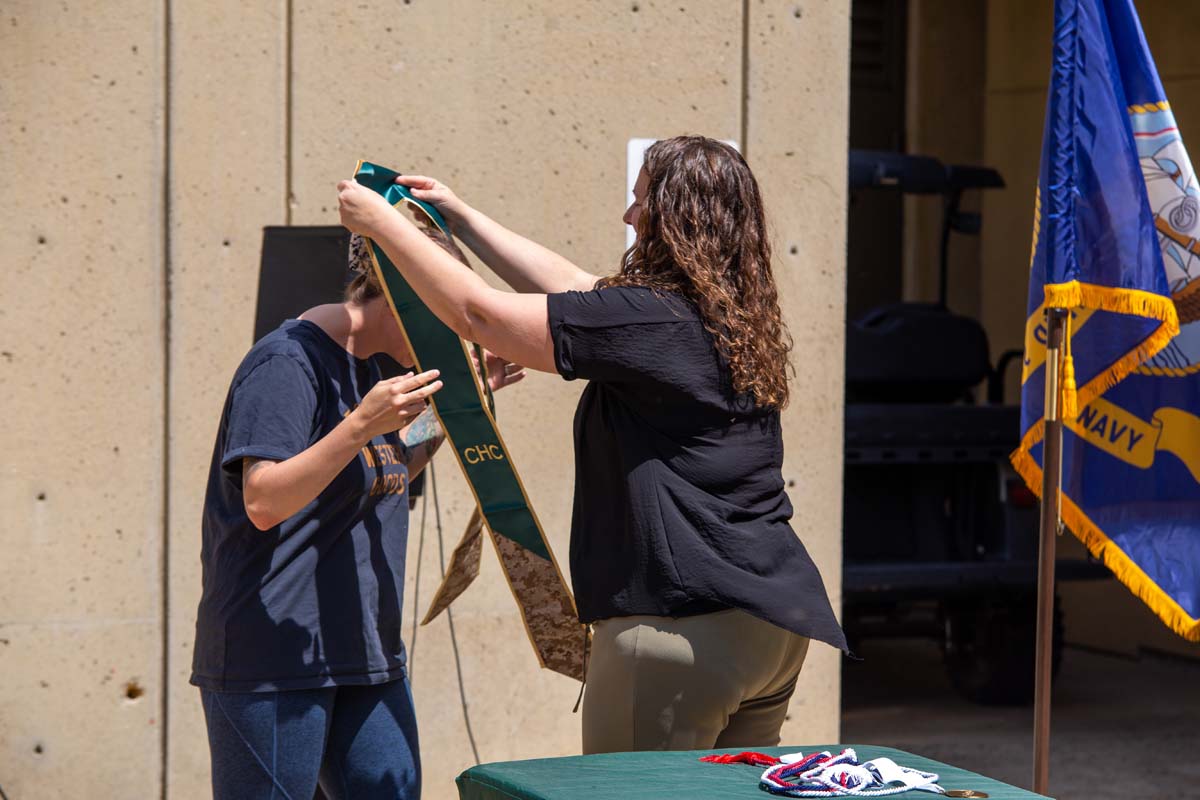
846, 303, 992, 403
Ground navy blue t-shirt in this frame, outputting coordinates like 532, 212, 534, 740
191, 319, 412, 692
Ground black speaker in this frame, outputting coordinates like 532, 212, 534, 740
254, 225, 353, 342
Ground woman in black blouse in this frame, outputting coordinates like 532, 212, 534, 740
336, 136, 846, 752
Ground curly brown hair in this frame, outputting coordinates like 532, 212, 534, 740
600, 136, 793, 409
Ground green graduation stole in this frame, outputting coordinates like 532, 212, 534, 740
355, 161, 586, 681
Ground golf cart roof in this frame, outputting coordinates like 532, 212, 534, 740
849, 149, 1005, 195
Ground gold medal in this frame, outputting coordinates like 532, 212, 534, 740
944, 791, 989, 798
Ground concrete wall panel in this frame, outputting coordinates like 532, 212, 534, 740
747, 0, 851, 746
164, 1, 289, 797
0, 1, 166, 797
903, 0, 987, 317
984, 0, 1053, 94
979, 87, 1043, 381
0, 624, 162, 798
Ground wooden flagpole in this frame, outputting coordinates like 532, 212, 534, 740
1033, 307, 1067, 795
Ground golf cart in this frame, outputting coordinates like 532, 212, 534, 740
841, 150, 1107, 705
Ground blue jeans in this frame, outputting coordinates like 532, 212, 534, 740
200, 678, 420, 800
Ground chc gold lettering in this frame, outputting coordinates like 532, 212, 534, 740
463, 444, 505, 465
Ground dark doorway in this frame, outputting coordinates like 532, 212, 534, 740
846, 0, 908, 321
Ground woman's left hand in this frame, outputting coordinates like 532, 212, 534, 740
474, 349, 527, 393
337, 179, 397, 237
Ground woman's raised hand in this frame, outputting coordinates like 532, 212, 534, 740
337, 179, 396, 237
472, 349, 527, 393
350, 370, 443, 442
395, 175, 467, 226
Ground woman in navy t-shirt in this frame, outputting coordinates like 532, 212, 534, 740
336, 136, 847, 753
192, 233, 524, 798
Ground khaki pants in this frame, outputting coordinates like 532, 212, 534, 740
581, 609, 810, 754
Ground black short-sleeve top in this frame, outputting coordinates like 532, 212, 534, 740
546, 285, 847, 652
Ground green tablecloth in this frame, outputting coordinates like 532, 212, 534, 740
457, 745, 1052, 800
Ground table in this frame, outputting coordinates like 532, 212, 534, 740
457, 745, 1053, 800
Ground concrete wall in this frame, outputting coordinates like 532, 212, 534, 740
0, 1, 167, 797
165, 1, 289, 791
2, 2, 851, 798
979, 0, 1200, 661
748, 1, 850, 743
903, 0, 987, 318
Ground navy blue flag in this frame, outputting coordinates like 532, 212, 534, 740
1014, 0, 1199, 640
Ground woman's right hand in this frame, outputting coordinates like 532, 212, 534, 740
350, 370, 443, 443
395, 175, 468, 228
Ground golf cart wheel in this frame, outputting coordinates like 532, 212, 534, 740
941, 592, 1063, 706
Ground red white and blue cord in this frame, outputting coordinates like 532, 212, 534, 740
701, 748, 944, 797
